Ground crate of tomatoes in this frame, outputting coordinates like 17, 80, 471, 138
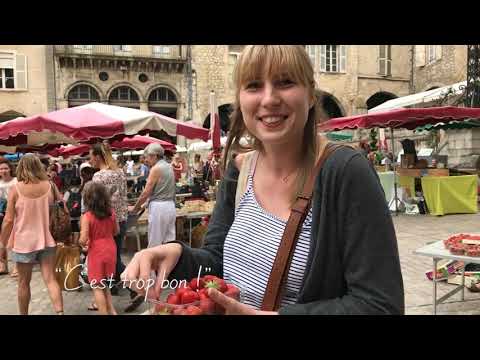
149, 275, 241, 315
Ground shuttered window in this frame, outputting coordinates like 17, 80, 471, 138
319, 45, 346, 73
379, 45, 392, 76
0, 51, 27, 90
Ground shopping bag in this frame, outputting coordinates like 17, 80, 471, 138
55, 244, 82, 291
49, 182, 72, 243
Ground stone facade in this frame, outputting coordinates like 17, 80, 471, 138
0, 45, 52, 120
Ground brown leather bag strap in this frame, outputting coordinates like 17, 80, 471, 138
261, 143, 344, 312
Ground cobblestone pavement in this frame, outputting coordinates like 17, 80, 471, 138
1, 213, 480, 315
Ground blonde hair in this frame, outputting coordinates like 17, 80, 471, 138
223, 45, 325, 204
16, 154, 49, 183
91, 142, 119, 170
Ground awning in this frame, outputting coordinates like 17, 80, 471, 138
326, 131, 353, 141
369, 81, 466, 113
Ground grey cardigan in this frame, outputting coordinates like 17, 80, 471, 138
168, 146, 405, 315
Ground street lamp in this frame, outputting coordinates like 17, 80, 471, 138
465, 45, 480, 107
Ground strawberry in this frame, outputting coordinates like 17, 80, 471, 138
175, 282, 192, 298
166, 293, 180, 305
204, 277, 228, 293
185, 305, 203, 315
199, 298, 216, 314
198, 288, 209, 297
224, 283, 240, 301
189, 277, 205, 291
180, 290, 200, 304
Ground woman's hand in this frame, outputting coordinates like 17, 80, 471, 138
120, 243, 183, 299
207, 288, 278, 315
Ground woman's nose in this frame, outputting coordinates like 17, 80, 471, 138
260, 83, 281, 107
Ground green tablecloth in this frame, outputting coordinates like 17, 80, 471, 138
398, 175, 415, 197
377, 171, 395, 203
421, 175, 478, 216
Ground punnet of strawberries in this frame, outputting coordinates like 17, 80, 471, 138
149, 275, 241, 315
443, 234, 480, 257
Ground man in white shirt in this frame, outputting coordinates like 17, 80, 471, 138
126, 157, 135, 176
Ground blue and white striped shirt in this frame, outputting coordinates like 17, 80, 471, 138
223, 173, 312, 309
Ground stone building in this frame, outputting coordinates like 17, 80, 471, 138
0, 45, 55, 122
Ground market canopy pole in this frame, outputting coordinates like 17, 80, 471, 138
209, 91, 221, 155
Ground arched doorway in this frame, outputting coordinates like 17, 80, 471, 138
317, 91, 345, 119
68, 84, 100, 107
108, 85, 140, 109
0, 110, 25, 123
366, 91, 397, 110
203, 103, 233, 136
148, 86, 178, 118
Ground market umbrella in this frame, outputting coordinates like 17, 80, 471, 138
53, 135, 176, 158
414, 118, 480, 132
318, 106, 480, 214
318, 107, 480, 132
0, 102, 210, 147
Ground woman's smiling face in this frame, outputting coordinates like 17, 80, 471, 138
239, 73, 313, 147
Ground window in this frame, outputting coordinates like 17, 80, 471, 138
109, 86, 139, 101
153, 46, 171, 55
228, 52, 240, 89
306, 45, 316, 66
113, 45, 131, 52
0, 51, 27, 90
148, 87, 177, 102
73, 45, 92, 50
320, 45, 346, 73
427, 45, 442, 64
379, 45, 392, 76
68, 84, 100, 100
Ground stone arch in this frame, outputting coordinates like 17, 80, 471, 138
316, 90, 346, 119
145, 83, 181, 104
0, 110, 26, 123
423, 83, 445, 92
366, 91, 398, 110
203, 103, 233, 133
64, 81, 104, 106
106, 82, 145, 102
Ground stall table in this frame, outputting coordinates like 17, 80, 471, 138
414, 240, 480, 314
377, 171, 395, 204
421, 175, 478, 216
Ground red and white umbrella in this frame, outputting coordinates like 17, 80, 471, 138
0, 102, 210, 147
52, 135, 176, 158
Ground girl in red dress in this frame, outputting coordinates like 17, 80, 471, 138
79, 182, 119, 315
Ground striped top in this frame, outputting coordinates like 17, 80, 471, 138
223, 154, 312, 310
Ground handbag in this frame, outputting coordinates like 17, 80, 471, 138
49, 182, 72, 244
55, 243, 81, 291
261, 143, 343, 311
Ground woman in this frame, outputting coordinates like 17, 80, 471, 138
122, 45, 404, 315
0, 157, 18, 276
192, 154, 204, 180
171, 154, 183, 182
129, 143, 176, 248
89, 143, 128, 293
0, 154, 64, 315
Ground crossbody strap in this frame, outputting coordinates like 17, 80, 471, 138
260, 143, 344, 312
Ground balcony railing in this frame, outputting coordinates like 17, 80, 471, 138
54, 45, 187, 60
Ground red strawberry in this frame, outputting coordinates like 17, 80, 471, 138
189, 277, 205, 291
185, 305, 203, 315
166, 293, 180, 305
181, 290, 200, 304
199, 298, 216, 314
204, 278, 228, 293
175, 282, 191, 298
224, 284, 240, 301
198, 288, 209, 297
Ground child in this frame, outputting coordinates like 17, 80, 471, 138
79, 182, 119, 315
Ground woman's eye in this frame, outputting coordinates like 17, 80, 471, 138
244, 81, 261, 90
277, 79, 295, 87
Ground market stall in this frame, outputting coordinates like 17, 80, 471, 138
318, 106, 480, 215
